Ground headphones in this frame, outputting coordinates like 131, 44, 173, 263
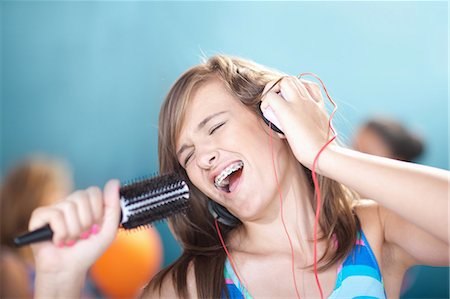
208, 200, 241, 227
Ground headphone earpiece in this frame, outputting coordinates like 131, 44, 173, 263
208, 201, 241, 227
258, 105, 284, 134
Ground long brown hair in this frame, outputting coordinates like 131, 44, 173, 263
0, 157, 72, 248
147, 55, 360, 298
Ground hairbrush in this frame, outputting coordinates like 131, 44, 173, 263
14, 173, 190, 247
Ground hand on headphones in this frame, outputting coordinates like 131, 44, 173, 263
260, 76, 336, 170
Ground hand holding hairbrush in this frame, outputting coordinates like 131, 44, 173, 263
14, 173, 190, 247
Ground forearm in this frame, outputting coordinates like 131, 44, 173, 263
318, 145, 449, 243
34, 271, 86, 299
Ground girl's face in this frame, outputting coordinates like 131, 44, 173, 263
176, 79, 290, 221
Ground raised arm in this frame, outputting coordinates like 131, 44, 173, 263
319, 146, 449, 243
260, 76, 449, 245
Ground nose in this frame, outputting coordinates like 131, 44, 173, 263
197, 148, 219, 169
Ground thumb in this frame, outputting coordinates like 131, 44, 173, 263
100, 179, 121, 235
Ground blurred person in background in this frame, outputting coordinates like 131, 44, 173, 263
353, 116, 425, 162
0, 156, 73, 298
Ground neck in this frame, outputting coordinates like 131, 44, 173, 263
233, 163, 327, 264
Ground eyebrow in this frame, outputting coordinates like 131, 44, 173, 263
176, 111, 227, 159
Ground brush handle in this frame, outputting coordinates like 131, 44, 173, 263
13, 213, 124, 247
14, 224, 54, 247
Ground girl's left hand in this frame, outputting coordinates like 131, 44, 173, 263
260, 76, 335, 169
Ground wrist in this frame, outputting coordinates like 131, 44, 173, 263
308, 143, 342, 176
35, 270, 86, 299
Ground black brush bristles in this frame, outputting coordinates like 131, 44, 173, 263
119, 173, 190, 229
13, 172, 190, 247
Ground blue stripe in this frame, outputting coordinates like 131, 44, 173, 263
331, 230, 386, 299
224, 259, 253, 299
339, 265, 382, 286
343, 245, 374, 267
329, 276, 386, 299
360, 230, 383, 279
223, 285, 245, 299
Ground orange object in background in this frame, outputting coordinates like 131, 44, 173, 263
90, 227, 163, 298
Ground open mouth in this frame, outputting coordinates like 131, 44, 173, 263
214, 161, 244, 193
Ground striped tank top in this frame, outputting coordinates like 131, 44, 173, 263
223, 230, 386, 298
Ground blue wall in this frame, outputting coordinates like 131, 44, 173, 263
1, 2, 448, 297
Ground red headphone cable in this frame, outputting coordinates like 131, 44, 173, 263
298, 72, 338, 299
215, 219, 246, 299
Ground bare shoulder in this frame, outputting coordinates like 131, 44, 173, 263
353, 199, 384, 237
353, 199, 384, 262
374, 198, 449, 267
354, 199, 450, 297
353, 198, 379, 212
138, 262, 198, 299
354, 199, 447, 265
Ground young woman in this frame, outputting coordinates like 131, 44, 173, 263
28, 55, 449, 298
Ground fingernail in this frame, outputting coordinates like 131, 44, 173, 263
57, 241, 65, 248
80, 231, 90, 239
66, 240, 76, 247
90, 224, 100, 234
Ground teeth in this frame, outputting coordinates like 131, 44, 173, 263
214, 161, 244, 188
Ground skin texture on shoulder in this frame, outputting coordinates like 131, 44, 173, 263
355, 198, 449, 298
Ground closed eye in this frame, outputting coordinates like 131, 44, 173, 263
209, 122, 225, 135
183, 121, 226, 166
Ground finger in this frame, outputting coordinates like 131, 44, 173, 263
260, 86, 291, 127
262, 78, 283, 98
86, 186, 103, 224
301, 79, 323, 104
57, 200, 82, 243
29, 207, 69, 246
261, 77, 288, 111
300, 80, 325, 107
280, 76, 310, 101
68, 190, 94, 233
100, 179, 121, 233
